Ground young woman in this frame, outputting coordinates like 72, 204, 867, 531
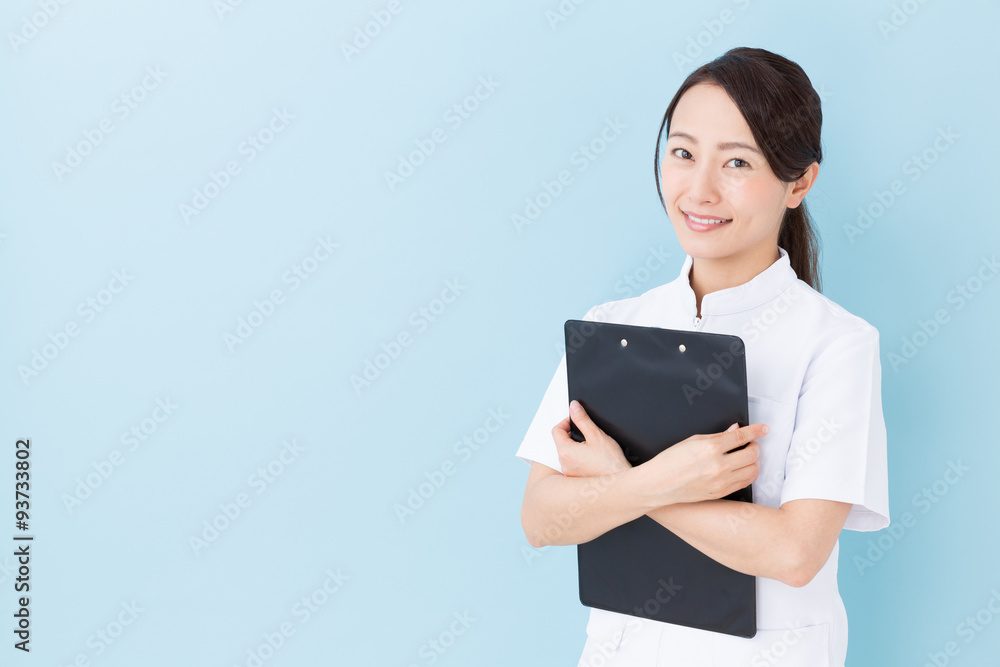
516, 47, 889, 666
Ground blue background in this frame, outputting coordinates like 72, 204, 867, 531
2, 0, 998, 665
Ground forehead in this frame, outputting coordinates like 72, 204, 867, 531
669, 83, 754, 142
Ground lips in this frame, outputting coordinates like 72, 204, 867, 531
683, 210, 732, 231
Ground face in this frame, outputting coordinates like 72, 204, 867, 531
659, 82, 811, 271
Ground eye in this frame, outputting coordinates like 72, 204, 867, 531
671, 147, 692, 160
727, 157, 750, 168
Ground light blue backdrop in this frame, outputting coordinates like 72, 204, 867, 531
2, 0, 998, 665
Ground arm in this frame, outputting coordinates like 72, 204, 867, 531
520, 460, 665, 548
527, 400, 849, 586
520, 400, 762, 547
645, 498, 852, 587
652, 326, 889, 586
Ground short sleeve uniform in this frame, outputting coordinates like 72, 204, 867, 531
515, 246, 890, 667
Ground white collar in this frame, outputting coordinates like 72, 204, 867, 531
677, 246, 799, 316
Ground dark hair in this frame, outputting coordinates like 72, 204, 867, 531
654, 47, 823, 292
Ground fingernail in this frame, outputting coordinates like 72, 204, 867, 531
727, 423, 738, 432
570, 400, 581, 414
761, 424, 769, 435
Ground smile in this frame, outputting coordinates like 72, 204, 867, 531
684, 210, 733, 231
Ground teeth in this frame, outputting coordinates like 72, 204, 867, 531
687, 213, 729, 224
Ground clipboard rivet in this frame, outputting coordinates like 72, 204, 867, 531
678, 344, 686, 353
620, 338, 628, 347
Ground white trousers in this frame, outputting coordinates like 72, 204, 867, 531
576, 609, 841, 666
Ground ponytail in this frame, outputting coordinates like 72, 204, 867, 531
778, 202, 822, 292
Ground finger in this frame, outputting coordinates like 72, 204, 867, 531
722, 464, 759, 496
553, 416, 570, 434
717, 423, 768, 453
683, 422, 737, 443
569, 400, 604, 441
723, 440, 760, 470
551, 419, 573, 445
728, 455, 760, 487
721, 444, 760, 484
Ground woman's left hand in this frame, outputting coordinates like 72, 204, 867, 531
552, 400, 632, 477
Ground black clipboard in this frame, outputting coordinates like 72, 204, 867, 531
564, 319, 756, 638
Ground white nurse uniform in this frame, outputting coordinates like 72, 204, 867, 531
515, 246, 890, 666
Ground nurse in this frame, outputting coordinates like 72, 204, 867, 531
516, 47, 889, 666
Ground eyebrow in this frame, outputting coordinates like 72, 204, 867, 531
667, 131, 762, 156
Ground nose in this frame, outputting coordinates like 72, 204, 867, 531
686, 161, 720, 206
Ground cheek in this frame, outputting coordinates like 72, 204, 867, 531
658, 163, 685, 201
727, 177, 784, 215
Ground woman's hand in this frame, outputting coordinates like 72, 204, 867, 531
645, 422, 765, 505
552, 400, 765, 506
551, 400, 632, 477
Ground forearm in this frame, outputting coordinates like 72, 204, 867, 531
646, 500, 807, 586
523, 466, 664, 547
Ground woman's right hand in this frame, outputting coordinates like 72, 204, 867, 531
643, 423, 766, 505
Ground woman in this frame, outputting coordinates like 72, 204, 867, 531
515, 47, 889, 666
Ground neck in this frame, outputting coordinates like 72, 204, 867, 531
689, 245, 781, 316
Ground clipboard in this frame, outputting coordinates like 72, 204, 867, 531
564, 319, 757, 638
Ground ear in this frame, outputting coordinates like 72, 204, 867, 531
784, 162, 820, 209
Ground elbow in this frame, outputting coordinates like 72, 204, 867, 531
524, 528, 548, 549
521, 502, 550, 549
779, 547, 825, 588
781, 566, 817, 589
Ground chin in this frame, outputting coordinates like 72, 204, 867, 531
672, 228, 733, 260
680, 244, 734, 261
